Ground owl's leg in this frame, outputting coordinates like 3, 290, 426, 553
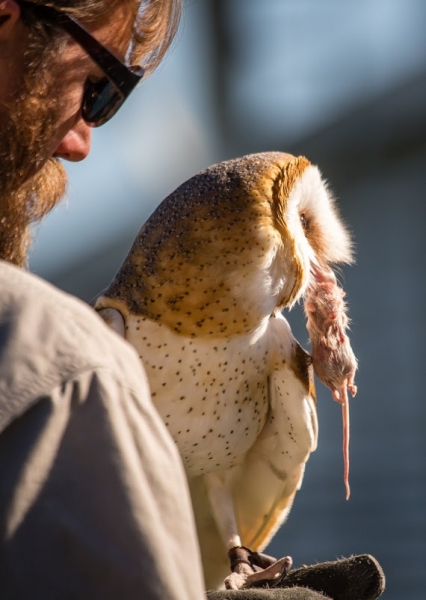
204, 471, 291, 589
204, 470, 242, 550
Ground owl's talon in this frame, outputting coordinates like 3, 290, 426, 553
251, 550, 279, 569
226, 547, 292, 589
244, 556, 292, 588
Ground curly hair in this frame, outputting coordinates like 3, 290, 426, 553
19, 0, 183, 73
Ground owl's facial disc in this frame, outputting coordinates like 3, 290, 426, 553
285, 164, 353, 273
280, 164, 353, 308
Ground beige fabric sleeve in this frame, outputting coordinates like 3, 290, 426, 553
0, 367, 205, 600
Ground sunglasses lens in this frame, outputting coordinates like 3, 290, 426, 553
82, 78, 124, 127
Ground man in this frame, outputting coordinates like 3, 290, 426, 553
0, 1, 206, 598
0, 2, 385, 599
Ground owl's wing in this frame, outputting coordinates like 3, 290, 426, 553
233, 316, 318, 551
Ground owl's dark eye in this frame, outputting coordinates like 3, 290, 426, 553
300, 213, 308, 229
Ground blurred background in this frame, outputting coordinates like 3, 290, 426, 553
29, 1, 425, 598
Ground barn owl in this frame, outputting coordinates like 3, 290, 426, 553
94, 152, 357, 590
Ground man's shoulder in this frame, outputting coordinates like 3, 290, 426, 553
0, 261, 146, 430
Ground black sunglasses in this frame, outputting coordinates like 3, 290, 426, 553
18, 1, 145, 127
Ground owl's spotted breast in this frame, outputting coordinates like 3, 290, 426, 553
125, 314, 272, 476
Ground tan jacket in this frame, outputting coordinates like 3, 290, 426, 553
0, 260, 205, 600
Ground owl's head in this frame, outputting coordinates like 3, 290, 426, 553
102, 152, 353, 338
266, 152, 353, 308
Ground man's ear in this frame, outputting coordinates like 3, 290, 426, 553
0, 0, 21, 39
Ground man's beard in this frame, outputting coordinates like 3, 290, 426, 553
0, 38, 68, 267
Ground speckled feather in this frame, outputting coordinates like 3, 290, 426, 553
95, 151, 356, 589
101, 153, 309, 337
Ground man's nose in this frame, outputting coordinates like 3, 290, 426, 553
53, 120, 92, 162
